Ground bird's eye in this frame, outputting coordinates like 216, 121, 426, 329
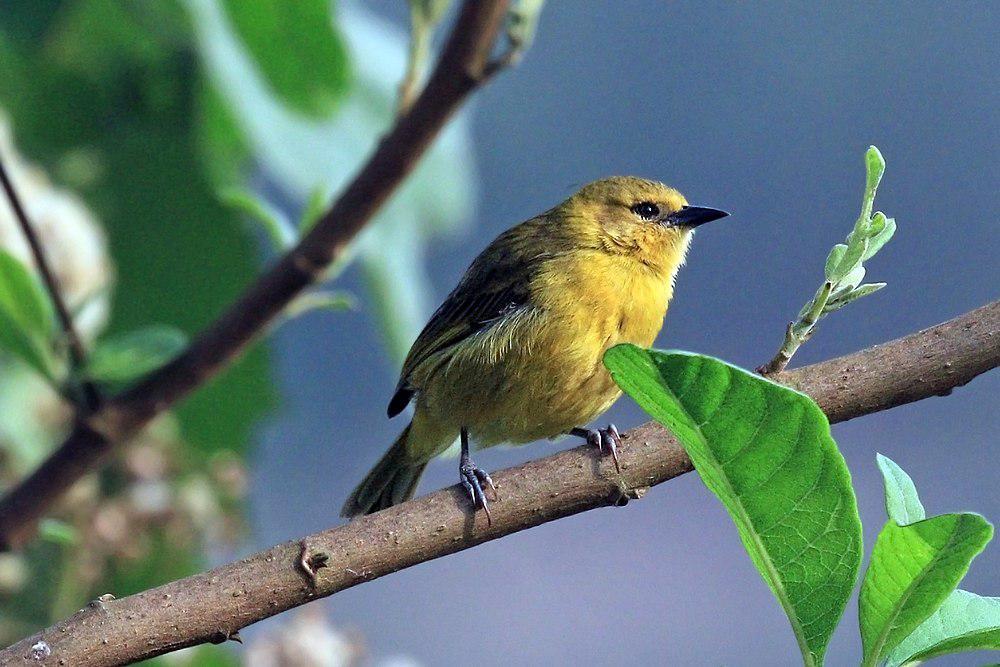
631, 202, 660, 220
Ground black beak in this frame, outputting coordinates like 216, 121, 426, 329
665, 205, 730, 228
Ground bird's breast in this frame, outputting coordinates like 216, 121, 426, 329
420, 251, 676, 446
540, 250, 673, 350
484, 251, 673, 439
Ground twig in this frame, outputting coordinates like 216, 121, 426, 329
759, 281, 833, 374
2, 301, 997, 666
396, 3, 437, 116
0, 157, 101, 412
0, 0, 512, 552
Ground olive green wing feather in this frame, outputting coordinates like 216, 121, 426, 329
387, 225, 541, 417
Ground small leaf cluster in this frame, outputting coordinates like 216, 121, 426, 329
0, 248, 187, 394
815, 146, 896, 317
861, 455, 999, 667
762, 146, 897, 373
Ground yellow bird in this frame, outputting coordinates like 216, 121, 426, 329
342, 176, 728, 520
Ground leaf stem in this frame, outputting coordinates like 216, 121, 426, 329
759, 281, 833, 374
0, 155, 100, 412
397, 10, 435, 116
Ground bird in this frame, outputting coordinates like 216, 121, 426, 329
341, 176, 728, 522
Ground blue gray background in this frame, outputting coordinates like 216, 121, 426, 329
251, 3, 998, 664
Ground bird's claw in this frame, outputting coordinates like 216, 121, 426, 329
575, 424, 622, 473
460, 459, 496, 525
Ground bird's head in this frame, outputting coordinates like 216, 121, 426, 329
558, 176, 729, 274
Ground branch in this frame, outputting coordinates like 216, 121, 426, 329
3, 301, 997, 666
0, 0, 512, 551
0, 155, 100, 411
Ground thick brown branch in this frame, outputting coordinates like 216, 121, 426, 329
3, 301, 997, 667
0, 0, 511, 551
0, 156, 100, 411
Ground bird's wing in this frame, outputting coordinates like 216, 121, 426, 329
387, 225, 541, 417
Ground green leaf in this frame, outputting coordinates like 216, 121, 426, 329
824, 244, 848, 281
284, 290, 356, 319
409, 0, 453, 24
829, 234, 867, 283
195, 79, 250, 188
863, 146, 886, 219
220, 0, 349, 118
0, 248, 56, 380
0, 309, 54, 383
85, 326, 188, 383
823, 283, 885, 314
796, 282, 833, 321
877, 454, 925, 525
604, 346, 862, 666
886, 589, 1000, 666
218, 187, 296, 250
863, 215, 896, 262
0, 248, 53, 341
833, 264, 866, 295
298, 186, 330, 234
508, 0, 546, 51
859, 513, 993, 665
37, 519, 77, 546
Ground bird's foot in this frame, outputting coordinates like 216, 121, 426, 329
459, 454, 497, 525
571, 424, 622, 473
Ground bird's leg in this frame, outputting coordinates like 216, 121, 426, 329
570, 424, 622, 473
459, 427, 496, 525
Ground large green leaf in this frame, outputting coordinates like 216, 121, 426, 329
859, 513, 993, 665
220, 0, 349, 118
0, 248, 55, 380
604, 346, 862, 666
885, 589, 1000, 666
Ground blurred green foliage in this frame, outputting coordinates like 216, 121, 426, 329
188, 2, 479, 363
0, 247, 57, 382
0, 0, 479, 662
0, 0, 346, 661
0, 0, 275, 454
221, 0, 350, 118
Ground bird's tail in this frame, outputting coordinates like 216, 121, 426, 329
341, 424, 428, 518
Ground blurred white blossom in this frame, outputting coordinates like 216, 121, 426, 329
243, 606, 421, 667
0, 113, 113, 341
244, 607, 363, 667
